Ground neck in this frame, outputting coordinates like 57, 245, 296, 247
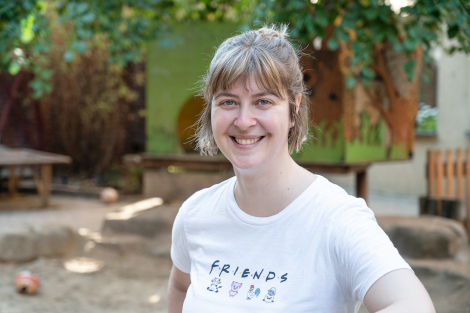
233, 152, 314, 217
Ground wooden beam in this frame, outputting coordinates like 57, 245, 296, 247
436, 150, 444, 216
446, 149, 454, 198
456, 149, 463, 200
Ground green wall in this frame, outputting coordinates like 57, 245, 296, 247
146, 23, 239, 153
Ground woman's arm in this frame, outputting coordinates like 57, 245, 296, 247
363, 268, 435, 313
168, 265, 191, 313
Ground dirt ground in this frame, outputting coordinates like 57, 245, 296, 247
0, 194, 173, 313
1, 194, 469, 312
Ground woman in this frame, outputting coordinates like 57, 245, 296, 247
168, 25, 435, 313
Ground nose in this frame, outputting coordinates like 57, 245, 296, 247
234, 105, 256, 130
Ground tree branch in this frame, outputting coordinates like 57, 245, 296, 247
362, 85, 393, 129
371, 45, 400, 103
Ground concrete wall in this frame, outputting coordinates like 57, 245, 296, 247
325, 51, 470, 196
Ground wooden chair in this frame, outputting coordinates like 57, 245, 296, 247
423, 149, 470, 234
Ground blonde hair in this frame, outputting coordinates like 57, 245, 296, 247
194, 24, 310, 156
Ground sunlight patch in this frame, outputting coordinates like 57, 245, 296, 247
106, 197, 164, 220
64, 257, 104, 274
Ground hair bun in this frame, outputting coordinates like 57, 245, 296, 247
257, 24, 289, 39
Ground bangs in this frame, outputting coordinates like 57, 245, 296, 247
206, 47, 290, 101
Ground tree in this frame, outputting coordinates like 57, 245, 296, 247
0, 0, 251, 174
252, 0, 470, 159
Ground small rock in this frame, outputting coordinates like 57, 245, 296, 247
0, 224, 80, 262
377, 215, 468, 259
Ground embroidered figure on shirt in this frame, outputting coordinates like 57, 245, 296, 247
207, 278, 223, 293
229, 281, 243, 297
246, 285, 260, 300
263, 287, 276, 303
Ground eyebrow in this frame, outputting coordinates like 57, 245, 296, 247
213, 91, 280, 100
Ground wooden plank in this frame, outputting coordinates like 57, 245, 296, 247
122, 153, 370, 174
428, 150, 436, 197
456, 149, 463, 200
436, 150, 444, 216
0, 149, 72, 165
466, 149, 470, 234
446, 149, 454, 198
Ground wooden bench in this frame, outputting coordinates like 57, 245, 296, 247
123, 153, 372, 202
0, 147, 72, 207
423, 149, 470, 233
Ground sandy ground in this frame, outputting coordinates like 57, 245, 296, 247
0, 194, 173, 313
1, 192, 468, 312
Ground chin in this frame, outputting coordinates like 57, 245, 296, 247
226, 155, 265, 171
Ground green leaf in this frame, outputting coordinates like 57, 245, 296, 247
465, 27, 470, 37
394, 43, 403, 52
314, 15, 328, 27
362, 67, 375, 79
403, 60, 416, 75
346, 76, 356, 89
8, 61, 21, 75
81, 11, 95, 23
327, 38, 340, 50
63, 51, 75, 62
336, 28, 350, 42
403, 39, 417, 52
38, 69, 52, 80
363, 7, 378, 20
20, 14, 35, 43
341, 17, 355, 29
448, 25, 459, 39
71, 41, 88, 53
76, 3, 88, 15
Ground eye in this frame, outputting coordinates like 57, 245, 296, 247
221, 100, 235, 106
257, 99, 272, 106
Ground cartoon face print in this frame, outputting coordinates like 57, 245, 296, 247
263, 287, 276, 303
207, 277, 223, 293
246, 285, 261, 300
229, 281, 243, 297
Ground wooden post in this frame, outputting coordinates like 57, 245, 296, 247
466, 149, 470, 234
428, 150, 436, 197
436, 150, 444, 216
7, 165, 22, 197
456, 149, 464, 200
356, 170, 368, 203
446, 149, 454, 198
40, 164, 52, 207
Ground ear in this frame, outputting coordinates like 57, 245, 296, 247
290, 93, 302, 128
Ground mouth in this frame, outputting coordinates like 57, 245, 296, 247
230, 136, 264, 145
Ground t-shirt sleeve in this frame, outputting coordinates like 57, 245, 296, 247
329, 198, 413, 304
170, 208, 191, 274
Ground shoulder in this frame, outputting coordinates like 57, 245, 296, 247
178, 176, 236, 216
314, 175, 369, 216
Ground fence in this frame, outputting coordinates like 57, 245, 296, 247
426, 149, 470, 233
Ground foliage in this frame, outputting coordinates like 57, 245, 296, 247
0, 0, 251, 98
253, 0, 470, 87
38, 19, 139, 176
416, 102, 438, 132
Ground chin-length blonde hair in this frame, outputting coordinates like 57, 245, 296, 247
193, 24, 310, 156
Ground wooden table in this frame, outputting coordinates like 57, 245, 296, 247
123, 153, 371, 202
0, 148, 72, 207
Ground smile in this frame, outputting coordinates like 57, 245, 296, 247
231, 136, 264, 145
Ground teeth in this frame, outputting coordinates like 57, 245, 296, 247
235, 137, 262, 145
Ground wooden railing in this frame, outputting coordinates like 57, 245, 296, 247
426, 149, 470, 233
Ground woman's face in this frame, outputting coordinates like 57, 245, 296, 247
211, 75, 299, 171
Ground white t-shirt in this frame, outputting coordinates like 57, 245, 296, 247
171, 175, 412, 312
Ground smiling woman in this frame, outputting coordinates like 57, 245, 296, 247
168, 25, 435, 313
